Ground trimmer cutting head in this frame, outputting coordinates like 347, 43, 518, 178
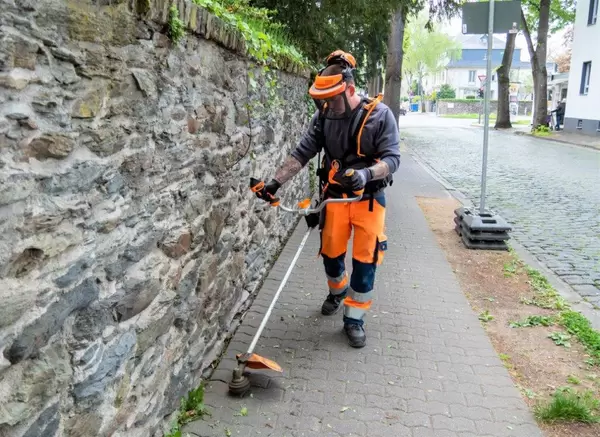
228, 353, 283, 397
228, 367, 251, 396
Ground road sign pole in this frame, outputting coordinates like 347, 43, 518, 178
457, 0, 518, 250
480, 0, 495, 215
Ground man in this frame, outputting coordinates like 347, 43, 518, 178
253, 50, 401, 348
552, 99, 566, 131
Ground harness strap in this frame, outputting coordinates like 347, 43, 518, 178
357, 94, 383, 157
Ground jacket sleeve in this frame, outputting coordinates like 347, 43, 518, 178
375, 107, 401, 174
290, 111, 323, 166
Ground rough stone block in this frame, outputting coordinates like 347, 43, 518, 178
5, 278, 100, 364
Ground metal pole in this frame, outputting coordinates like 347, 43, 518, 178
479, 0, 495, 215
247, 228, 312, 354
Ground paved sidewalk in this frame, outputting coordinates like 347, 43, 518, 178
183, 154, 543, 437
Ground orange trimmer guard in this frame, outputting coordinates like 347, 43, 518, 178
236, 352, 283, 372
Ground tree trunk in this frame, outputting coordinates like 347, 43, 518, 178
521, 1, 551, 129
495, 32, 517, 129
376, 72, 383, 94
383, 7, 406, 122
534, 0, 550, 128
368, 76, 377, 97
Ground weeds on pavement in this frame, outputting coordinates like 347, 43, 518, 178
164, 384, 209, 437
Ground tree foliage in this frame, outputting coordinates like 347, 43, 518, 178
402, 11, 460, 91
437, 84, 456, 99
249, 0, 462, 82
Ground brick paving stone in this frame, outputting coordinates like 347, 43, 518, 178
183, 154, 542, 436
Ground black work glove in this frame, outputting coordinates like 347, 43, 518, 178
252, 178, 281, 205
333, 168, 369, 192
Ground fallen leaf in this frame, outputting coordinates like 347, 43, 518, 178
340, 406, 349, 413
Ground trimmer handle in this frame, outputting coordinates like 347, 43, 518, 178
250, 177, 362, 216
250, 177, 280, 207
342, 169, 365, 197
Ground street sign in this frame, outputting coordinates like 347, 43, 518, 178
478, 75, 487, 83
462, 1, 522, 35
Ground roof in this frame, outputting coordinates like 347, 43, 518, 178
447, 60, 531, 69
447, 46, 530, 69
456, 34, 507, 50
548, 72, 569, 85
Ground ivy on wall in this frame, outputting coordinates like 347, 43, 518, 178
166, 0, 315, 172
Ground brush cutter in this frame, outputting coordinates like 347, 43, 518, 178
227, 176, 363, 396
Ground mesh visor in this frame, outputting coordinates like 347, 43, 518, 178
309, 74, 351, 119
309, 74, 347, 100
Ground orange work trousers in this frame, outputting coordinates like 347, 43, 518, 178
319, 195, 387, 325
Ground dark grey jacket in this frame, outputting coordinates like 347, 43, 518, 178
291, 100, 401, 185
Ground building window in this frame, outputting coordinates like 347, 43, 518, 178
580, 61, 592, 95
561, 87, 568, 100
589, 0, 599, 25
469, 70, 476, 83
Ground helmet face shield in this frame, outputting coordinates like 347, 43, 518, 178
309, 50, 358, 119
309, 73, 353, 119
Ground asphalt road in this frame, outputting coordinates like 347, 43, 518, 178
400, 113, 600, 304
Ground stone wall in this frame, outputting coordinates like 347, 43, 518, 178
0, 0, 311, 436
437, 99, 533, 116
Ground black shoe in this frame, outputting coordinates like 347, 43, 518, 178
321, 293, 344, 315
344, 323, 366, 348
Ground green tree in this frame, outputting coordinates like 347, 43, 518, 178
401, 11, 460, 112
248, 0, 462, 119
383, 1, 462, 118
520, 0, 576, 129
437, 84, 456, 99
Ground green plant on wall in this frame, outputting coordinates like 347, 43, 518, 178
191, 0, 310, 71
187, 0, 314, 171
167, 4, 185, 43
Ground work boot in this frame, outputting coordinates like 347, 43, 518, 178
321, 293, 344, 315
344, 323, 366, 348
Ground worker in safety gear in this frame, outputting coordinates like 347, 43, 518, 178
253, 50, 401, 348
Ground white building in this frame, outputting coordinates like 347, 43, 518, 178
422, 34, 557, 105
564, 0, 600, 135
423, 34, 534, 100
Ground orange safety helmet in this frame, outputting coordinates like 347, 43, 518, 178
326, 50, 356, 69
